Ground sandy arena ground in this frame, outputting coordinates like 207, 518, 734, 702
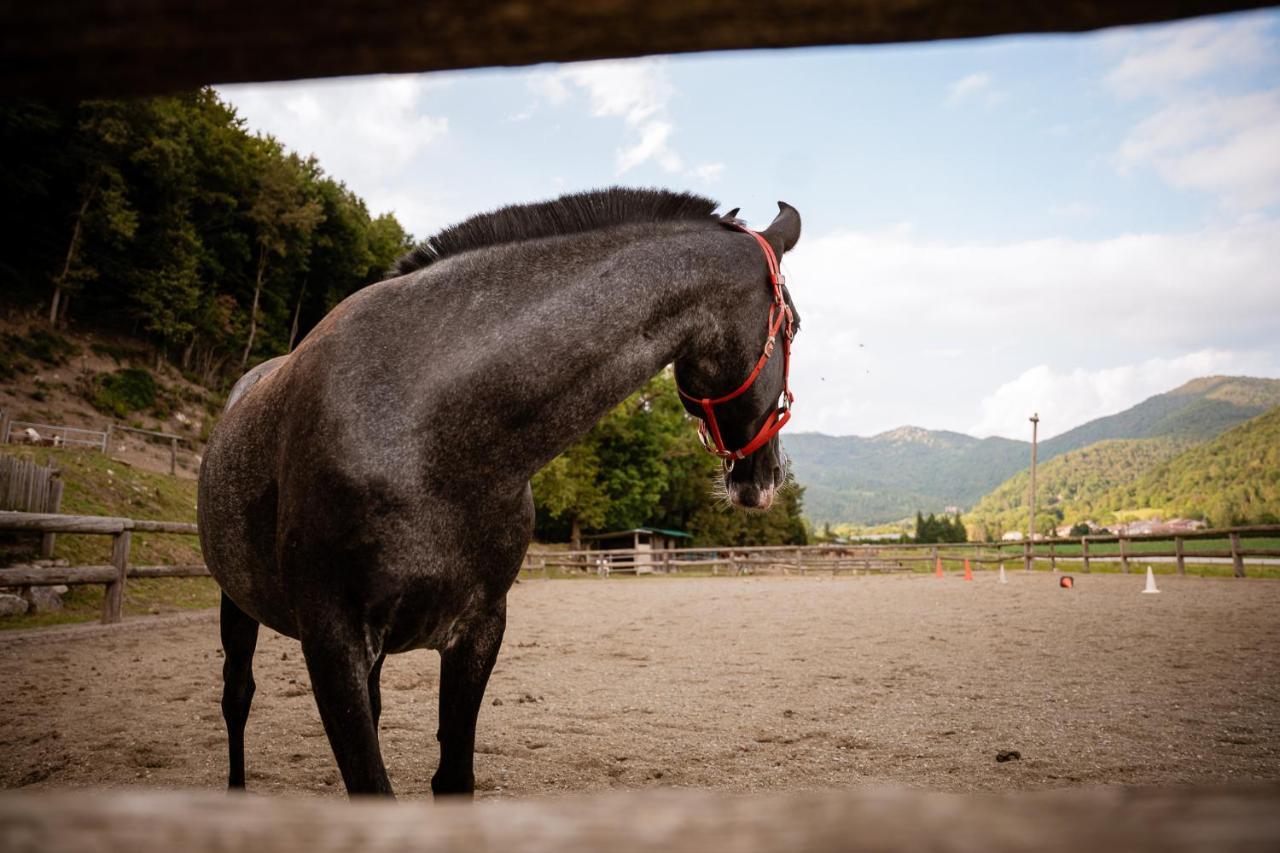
2, 573, 1278, 798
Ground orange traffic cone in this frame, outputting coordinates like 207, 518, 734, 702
935, 557, 944, 578
963, 558, 973, 581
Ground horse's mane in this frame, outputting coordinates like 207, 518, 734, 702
389, 187, 720, 277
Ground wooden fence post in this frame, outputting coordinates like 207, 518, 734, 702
795, 548, 804, 576
102, 530, 131, 624
1119, 536, 1130, 574
169, 437, 178, 476
1049, 541, 1057, 572
0, 408, 9, 444
1230, 532, 1244, 578
1174, 536, 1185, 576
1081, 536, 1090, 573
102, 423, 112, 454
1023, 540, 1032, 572
39, 475, 63, 558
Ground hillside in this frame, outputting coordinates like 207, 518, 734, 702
784, 375, 1280, 526
783, 428, 1027, 525
1094, 405, 1280, 526
965, 437, 1191, 538
1039, 376, 1280, 457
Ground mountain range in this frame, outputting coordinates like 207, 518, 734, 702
783, 376, 1280, 525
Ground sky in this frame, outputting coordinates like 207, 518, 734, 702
220, 10, 1280, 442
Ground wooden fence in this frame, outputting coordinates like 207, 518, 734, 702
0, 455, 65, 558
526, 524, 1280, 579
2, 511, 1277, 625
1, 409, 190, 475
0, 511, 202, 624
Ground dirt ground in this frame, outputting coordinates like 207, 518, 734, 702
2, 573, 1278, 799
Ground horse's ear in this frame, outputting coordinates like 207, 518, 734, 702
762, 201, 801, 256
719, 208, 741, 223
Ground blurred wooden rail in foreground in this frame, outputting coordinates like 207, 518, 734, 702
2, 1, 1273, 97
2, 785, 1279, 853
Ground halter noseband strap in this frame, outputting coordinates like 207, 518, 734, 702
677, 222, 795, 463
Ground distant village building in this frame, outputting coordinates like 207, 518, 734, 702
1106, 518, 1207, 536
1001, 531, 1024, 542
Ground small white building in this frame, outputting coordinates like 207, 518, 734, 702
1001, 531, 1024, 542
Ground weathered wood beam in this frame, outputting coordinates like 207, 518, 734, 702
1, 785, 1279, 852
2, 1, 1273, 97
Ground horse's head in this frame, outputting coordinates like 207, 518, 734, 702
675, 201, 802, 511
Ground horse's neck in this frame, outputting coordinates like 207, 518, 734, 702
443, 228, 721, 477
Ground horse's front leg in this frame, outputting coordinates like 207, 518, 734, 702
432, 598, 507, 797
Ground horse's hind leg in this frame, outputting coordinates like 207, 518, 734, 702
220, 592, 260, 790
301, 624, 393, 796
368, 653, 386, 730
432, 599, 507, 798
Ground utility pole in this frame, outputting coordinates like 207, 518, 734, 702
1028, 412, 1040, 569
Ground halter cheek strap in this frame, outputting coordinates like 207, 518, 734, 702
677, 223, 795, 462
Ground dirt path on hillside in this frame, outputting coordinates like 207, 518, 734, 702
2, 574, 1278, 798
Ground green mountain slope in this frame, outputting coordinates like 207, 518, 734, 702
784, 427, 1027, 525
785, 376, 1280, 526
966, 437, 1190, 537
1095, 405, 1280, 526
1040, 376, 1280, 457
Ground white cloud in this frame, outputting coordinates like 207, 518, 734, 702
1118, 89, 1280, 211
947, 72, 991, 105
970, 350, 1279, 439
784, 221, 1280, 437
688, 162, 726, 183
617, 120, 682, 173
1105, 18, 1272, 98
219, 75, 452, 237
1106, 17, 1280, 213
528, 57, 722, 180
221, 75, 447, 188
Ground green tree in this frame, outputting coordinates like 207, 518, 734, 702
241, 140, 323, 369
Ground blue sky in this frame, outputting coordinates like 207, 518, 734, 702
222, 10, 1280, 441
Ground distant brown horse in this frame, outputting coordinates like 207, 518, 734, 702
198, 187, 801, 796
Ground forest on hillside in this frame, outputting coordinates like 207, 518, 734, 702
967, 407, 1280, 535
1096, 405, 1280, 527
1, 90, 413, 385
966, 437, 1190, 537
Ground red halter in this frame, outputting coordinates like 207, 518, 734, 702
677, 223, 795, 462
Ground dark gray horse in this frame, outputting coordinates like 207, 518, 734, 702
198, 187, 801, 797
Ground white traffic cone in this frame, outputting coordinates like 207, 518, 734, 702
1142, 566, 1160, 594
998, 564, 1008, 584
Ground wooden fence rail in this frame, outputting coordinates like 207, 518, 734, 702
1, 409, 190, 475
3, 784, 1279, 853
3, 512, 1278, 624
0, 511, 200, 624
526, 523, 1280, 579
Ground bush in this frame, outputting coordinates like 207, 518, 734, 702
24, 328, 80, 365
91, 368, 158, 417
91, 341, 148, 364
